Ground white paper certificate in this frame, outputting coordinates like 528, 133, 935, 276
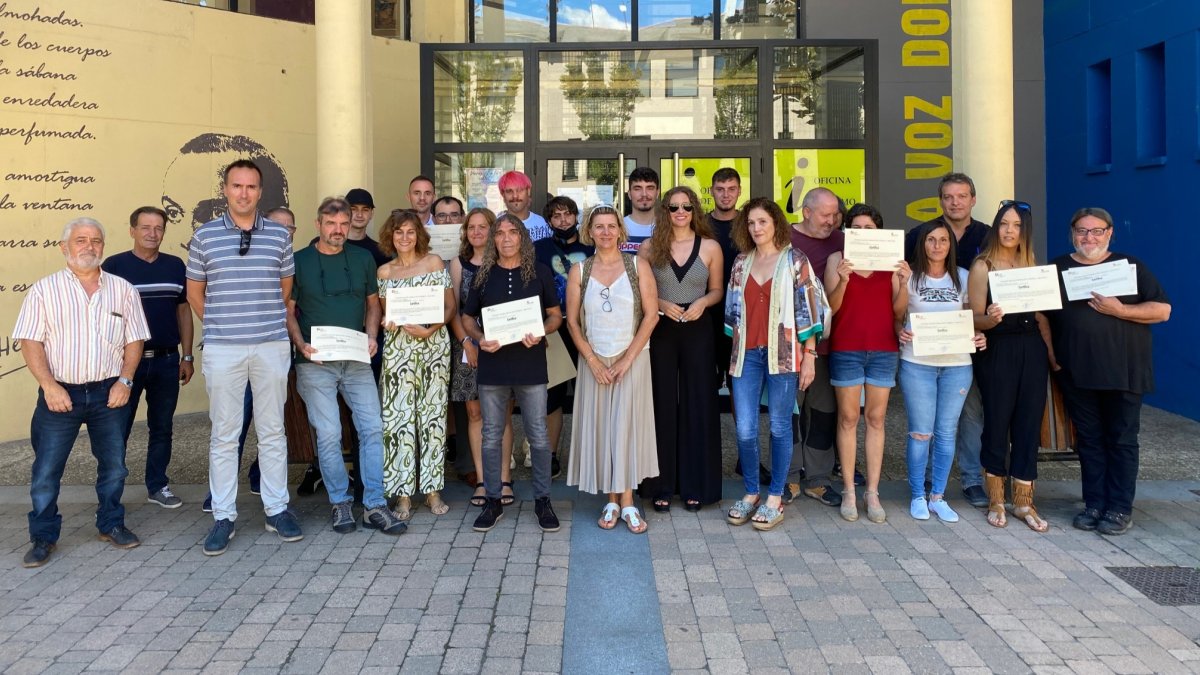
385, 285, 444, 326
988, 265, 1063, 313
482, 296, 545, 346
910, 310, 976, 357
843, 228, 905, 272
309, 326, 370, 363
427, 224, 461, 261
1061, 259, 1138, 301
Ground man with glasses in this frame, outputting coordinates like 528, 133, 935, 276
286, 197, 407, 536
622, 166, 660, 252
1049, 207, 1170, 536
433, 196, 465, 226
186, 159, 302, 555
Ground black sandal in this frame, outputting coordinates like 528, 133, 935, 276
470, 483, 486, 507
500, 481, 515, 506
684, 499, 702, 512
652, 497, 671, 513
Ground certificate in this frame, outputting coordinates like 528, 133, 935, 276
988, 265, 1063, 313
386, 285, 444, 326
910, 310, 976, 357
482, 296, 545, 346
1061, 259, 1138, 301
427, 224, 461, 261
843, 228, 904, 272
309, 326, 370, 363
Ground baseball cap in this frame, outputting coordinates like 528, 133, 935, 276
346, 188, 375, 208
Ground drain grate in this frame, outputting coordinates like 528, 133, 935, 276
1107, 566, 1200, 606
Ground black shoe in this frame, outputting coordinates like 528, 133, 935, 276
331, 501, 356, 534
446, 435, 458, 464
363, 506, 408, 535
473, 498, 504, 532
204, 519, 235, 556
1072, 508, 1103, 531
22, 539, 55, 568
249, 475, 261, 496
265, 510, 304, 542
202, 493, 213, 513
962, 485, 989, 509
853, 470, 865, 487
804, 485, 843, 507
1097, 511, 1132, 536
98, 526, 141, 549
535, 497, 560, 532
551, 454, 562, 479
297, 465, 323, 496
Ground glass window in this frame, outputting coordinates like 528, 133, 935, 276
772, 149, 865, 220
638, 0, 714, 41
473, 0, 549, 42
720, 0, 796, 39
540, 48, 757, 141
773, 46, 865, 140
433, 51, 526, 144
434, 152, 525, 214
372, 0, 408, 39
556, 0, 632, 42
545, 157, 637, 214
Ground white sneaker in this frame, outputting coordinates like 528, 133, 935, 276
522, 439, 532, 468
928, 498, 960, 523
910, 497, 930, 520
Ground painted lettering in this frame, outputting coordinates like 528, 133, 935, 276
903, 95, 952, 121
904, 152, 953, 179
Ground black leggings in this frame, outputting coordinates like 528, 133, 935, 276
975, 331, 1048, 481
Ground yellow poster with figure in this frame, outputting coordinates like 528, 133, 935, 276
773, 149, 866, 220
659, 157, 751, 213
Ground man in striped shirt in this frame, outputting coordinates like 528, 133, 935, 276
14, 217, 152, 568
186, 159, 301, 556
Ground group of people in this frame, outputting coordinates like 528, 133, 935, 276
15, 161, 1170, 568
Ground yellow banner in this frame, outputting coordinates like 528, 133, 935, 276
773, 149, 866, 220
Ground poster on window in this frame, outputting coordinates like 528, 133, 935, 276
773, 149, 866, 221
466, 168, 506, 213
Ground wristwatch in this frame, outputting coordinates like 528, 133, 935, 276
118, 377, 134, 388
182, 355, 195, 363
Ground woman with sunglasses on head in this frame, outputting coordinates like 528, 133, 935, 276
448, 208, 517, 509
565, 205, 660, 533
724, 198, 827, 530
967, 200, 1055, 532
378, 210, 456, 520
822, 203, 910, 524
896, 219, 987, 523
637, 186, 725, 513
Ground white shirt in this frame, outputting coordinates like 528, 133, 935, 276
901, 268, 972, 367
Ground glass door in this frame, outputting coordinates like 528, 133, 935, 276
652, 148, 756, 215
539, 148, 643, 216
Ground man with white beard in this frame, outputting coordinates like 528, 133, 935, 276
1048, 207, 1170, 536
14, 217, 151, 567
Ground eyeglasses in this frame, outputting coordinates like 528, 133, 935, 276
238, 229, 252, 256
667, 203, 694, 213
1073, 226, 1111, 238
434, 212, 463, 222
599, 286, 612, 313
999, 200, 1032, 213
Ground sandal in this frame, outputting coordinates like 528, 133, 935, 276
621, 506, 647, 534
751, 502, 784, 531
598, 502, 620, 530
863, 491, 886, 524
684, 499, 702, 513
425, 491, 450, 516
652, 498, 671, 513
726, 497, 759, 526
1011, 479, 1049, 533
470, 483, 486, 508
500, 481, 515, 506
393, 495, 413, 521
985, 472, 1007, 528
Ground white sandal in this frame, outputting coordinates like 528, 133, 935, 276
621, 506, 647, 534
598, 502, 619, 530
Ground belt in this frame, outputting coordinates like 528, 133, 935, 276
143, 347, 179, 358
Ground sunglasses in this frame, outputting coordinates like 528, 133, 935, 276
599, 286, 612, 313
667, 203, 694, 213
238, 229, 252, 256
999, 200, 1032, 213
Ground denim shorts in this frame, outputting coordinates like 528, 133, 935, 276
829, 350, 899, 388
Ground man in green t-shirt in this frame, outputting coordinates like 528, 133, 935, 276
286, 197, 406, 535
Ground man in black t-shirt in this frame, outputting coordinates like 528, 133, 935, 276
1048, 208, 1171, 536
708, 168, 741, 389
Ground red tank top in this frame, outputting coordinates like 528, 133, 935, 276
830, 272, 898, 352
745, 276, 772, 349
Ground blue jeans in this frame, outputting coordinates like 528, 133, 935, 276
295, 361, 386, 509
123, 352, 181, 495
30, 379, 129, 543
732, 347, 798, 497
479, 384, 551, 500
955, 381, 984, 488
900, 360, 973, 499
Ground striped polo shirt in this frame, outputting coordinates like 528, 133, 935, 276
186, 213, 294, 344
13, 269, 151, 384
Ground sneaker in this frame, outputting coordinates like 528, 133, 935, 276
363, 506, 408, 535
550, 454, 562, 479
264, 510, 304, 542
202, 494, 213, 513
22, 539, 55, 568
1097, 511, 1132, 536
297, 465, 323, 496
98, 525, 141, 549
928, 498, 959, 523
910, 497, 930, 520
148, 486, 183, 509
331, 501, 356, 534
535, 496, 560, 532
782, 483, 800, 505
1072, 507, 1103, 532
249, 475, 261, 496
962, 484, 989, 508
473, 498, 504, 532
804, 485, 843, 507
522, 439, 532, 468
204, 519, 235, 556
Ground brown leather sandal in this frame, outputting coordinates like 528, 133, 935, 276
1011, 479, 1049, 533
985, 472, 1007, 528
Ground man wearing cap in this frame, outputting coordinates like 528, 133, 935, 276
345, 188, 391, 267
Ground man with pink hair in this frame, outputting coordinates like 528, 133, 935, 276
497, 170, 551, 241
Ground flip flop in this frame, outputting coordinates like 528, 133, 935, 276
621, 506, 647, 534
598, 502, 619, 530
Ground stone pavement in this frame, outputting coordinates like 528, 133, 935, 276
4, 476, 1200, 674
